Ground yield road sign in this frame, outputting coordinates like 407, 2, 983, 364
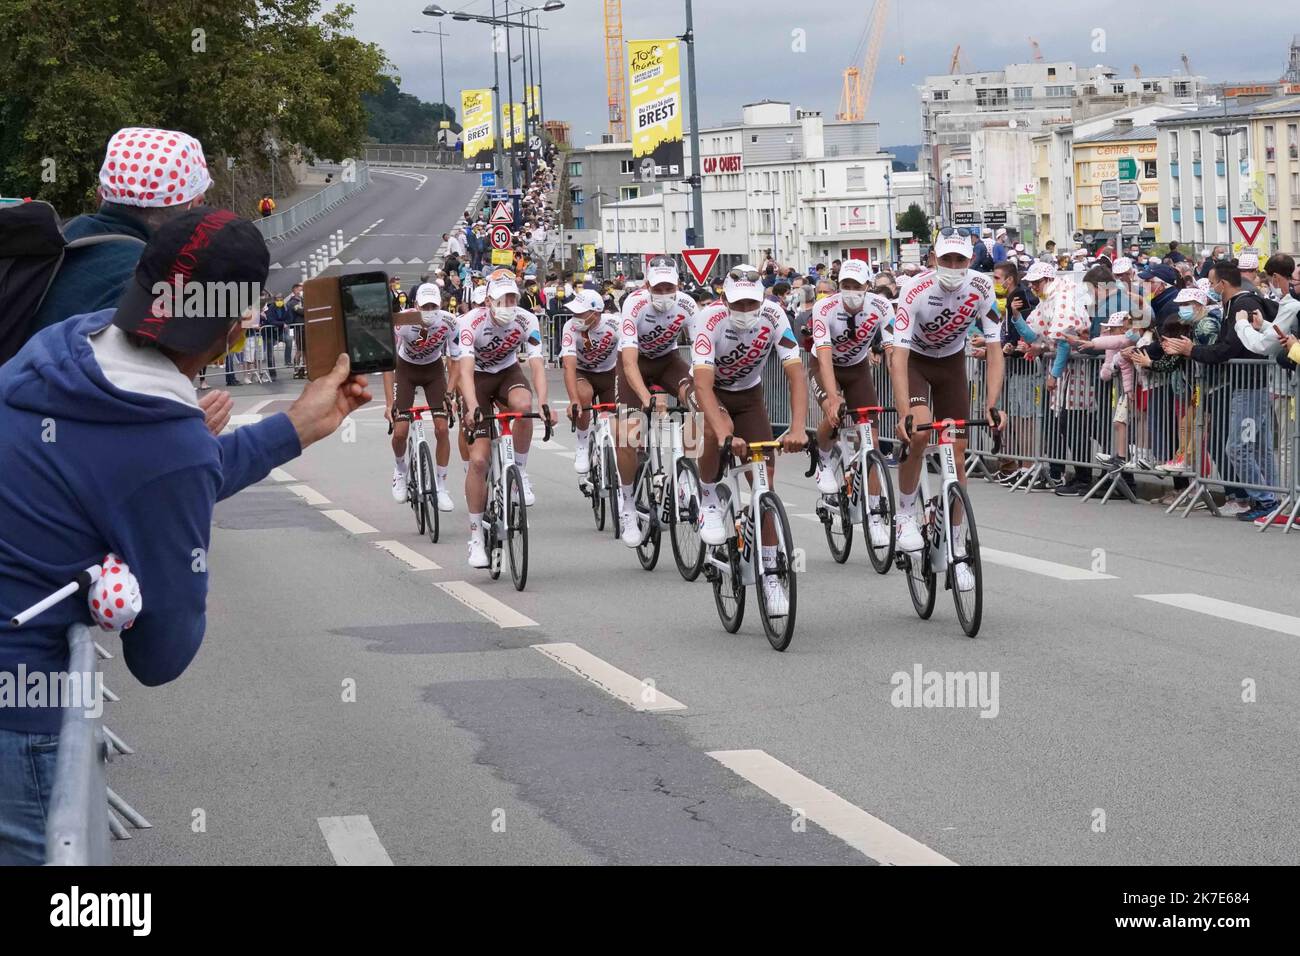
682, 247, 720, 284
490, 224, 512, 249
1233, 215, 1265, 245
490, 200, 513, 225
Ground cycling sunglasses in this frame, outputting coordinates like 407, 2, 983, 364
728, 267, 761, 283
648, 255, 676, 270
937, 227, 974, 238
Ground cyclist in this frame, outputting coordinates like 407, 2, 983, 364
808, 259, 895, 548
456, 269, 556, 568
691, 264, 808, 614
383, 282, 458, 511
889, 228, 1004, 591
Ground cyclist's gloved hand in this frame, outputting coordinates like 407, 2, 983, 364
88, 553, 142, 631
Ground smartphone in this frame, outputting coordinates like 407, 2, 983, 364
339, 272, 396, 374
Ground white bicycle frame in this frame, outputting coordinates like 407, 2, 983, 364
580, 406, 617, 490
827, 416, 882, 523
703, 451, 781, 589
641, 410, 691, 532
911, 428, 962, 575
485, 422, 516, 542
406, 411, 432, 502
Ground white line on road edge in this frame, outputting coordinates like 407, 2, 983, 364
375, 539, 441, 571
287, 484, 330, 506
436, 581, 537, 628
537, 438, 567, 450
268, 467, 296, 483
532, 642, 687, 712
708, 750, 956, 866
1136, 593, 1300, 637
223, 413, 263, 431
980, 548, 1115, 581
317, 815, 394, 866
320, 509, 379, 534
245, 399, 274, 415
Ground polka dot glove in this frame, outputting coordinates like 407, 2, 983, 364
88, 553, 142, 631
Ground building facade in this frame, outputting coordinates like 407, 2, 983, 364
1072, 120, 1162, 248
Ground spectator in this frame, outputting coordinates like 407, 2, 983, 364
1040, 239, 1057, 262
285, 282, 305, 378
389, 275, 408, 311
1138, 264, 1181, 323
1237, 251, 1262, 291
0, 209, 371, 864
992, 228, 1010, 263
1165, 239, 1186, 264
257, 194, 276, 218
1197, 245, 1227, 279
260, 289, 290, 382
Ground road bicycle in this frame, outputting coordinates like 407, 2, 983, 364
808, 404, 897, 572
472, 407, 553, 591
702, 438, 799, 651
627, 402, 705, 577
389, 401, 452, 543
895, 414, 1002, 638
571, 402, 621, 537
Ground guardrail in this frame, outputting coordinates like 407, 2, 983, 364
253, 162, 372, 243
44, 624, 108, 865
363, 145, 464, 169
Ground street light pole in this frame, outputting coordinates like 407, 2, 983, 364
490, 1, 504, 182
503, 1, 519, 190
885, 169, 894, 267
683, 0, 704, 246
532, 12, 546, 135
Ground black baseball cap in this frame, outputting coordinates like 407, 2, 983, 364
112, 208, 269, 353
1138, 264, 1178, 285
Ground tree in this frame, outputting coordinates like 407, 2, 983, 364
896, 203, 931, 244
0, 0, 388, 212
362, 76, 455, 144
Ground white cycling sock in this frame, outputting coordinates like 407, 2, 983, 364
575, 427, 590, 451
868, 493, 881, 512
468, 513, 483, 539
620, 483, 634, 513
436, 466, 448, 485
394, 456, 407, 473
514, 451, 528, 470
762, 545, 778, 570
818, 445, 831, 465
699, 481, 718, 509
899, 489, 918, 514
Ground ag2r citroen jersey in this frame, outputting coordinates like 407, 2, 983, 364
455, 306, 544, 373
810, 291, 894, 367
395, 310, 459, 364
893, 270, 1000, 358
618, 287, 697, 359
690, 301, 801, 391
558, 314, 621, 373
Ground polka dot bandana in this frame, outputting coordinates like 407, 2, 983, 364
98, 127, 211, 208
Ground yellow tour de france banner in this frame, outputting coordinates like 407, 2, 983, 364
526, 85, 541, 119
501, 102, 525, 148
461, 88, 495, 160
627, 38, 685, 182
582, 244, 596, 270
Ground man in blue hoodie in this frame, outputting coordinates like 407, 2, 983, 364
0, 209, 372, 864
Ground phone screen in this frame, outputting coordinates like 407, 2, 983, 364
339, 274, 396, 374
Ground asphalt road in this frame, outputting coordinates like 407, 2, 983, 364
103, 367, 1300, 866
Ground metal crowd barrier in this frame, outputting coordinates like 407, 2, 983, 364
253, 162, 371, 242
362, 146, 463, 169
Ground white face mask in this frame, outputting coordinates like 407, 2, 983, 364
651, 293, 676, 313
841, 290, 865, 313
728, 305, 761, 330
936, 265, 966, 292
490, 305, 515, 327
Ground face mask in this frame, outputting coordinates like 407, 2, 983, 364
1177, 306, 1195, 322
1124, 330, 1140, 343
1207, 288, 1222, 303
936, 265, 965, 292
728, 306, 761, 330
841, 291, 865, 313
491, 305, 515, 326
651, 293, 675, 313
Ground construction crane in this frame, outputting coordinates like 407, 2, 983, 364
603, 0, 626, 141
1133, 64, 1142, 78
949, 44, 963, 74
1028, 37, 1043, 62
836, 0, 890, 121
1180, 52, 1193, 75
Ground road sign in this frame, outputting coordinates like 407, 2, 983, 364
983, 210, 1008, 226
480, 172, 497, 188
953, 211, 981, 226
1101, 197, 1120, 213
1099, 179, 1119, 200
682, 247, 720, 284
490, 224, 512, 250
1102, 213, 1121, 232
1118, 181, 1141, 202
1233, 215, 1265, 245
490, 200, 513, 225
490, 248, 513, 266
1117, 158, 1137, 181
1120, 204, 1142, 225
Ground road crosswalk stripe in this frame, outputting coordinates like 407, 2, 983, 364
374, 540, 441, 570
268, 467, 296, 483
287, 484, 330, 505
320, 509, 378, 534
532, 642, 687, 712
1136, 593, 1300, 636
436, 580, 537, 627
708, 750, 956, 866
317, 815, 394, 866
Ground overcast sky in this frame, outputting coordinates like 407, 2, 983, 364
367, 0, 1297, 147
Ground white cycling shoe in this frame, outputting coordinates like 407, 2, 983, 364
699, 506, 727, 546
467, 536, 490, 569
952, 540, 975, 591
620, 510, 642, 548
867, 514, 891, 548
814, 463, 839, 495
437, 489, 454, 513
574, 445, 591, 474
520, 473, 536, 506
762, 576, 789, 616
895, 511, 924, 553
391, 468, 407, 502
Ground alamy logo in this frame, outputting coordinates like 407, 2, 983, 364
890, 664, 999, 718
50, 886, 151, 936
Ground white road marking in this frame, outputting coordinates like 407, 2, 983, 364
223, 413, 264, 431
317, 815, 394, 866
708, 750, 956, 866
268, 467, 296, 483
375, 539, 441, 570
1136, 593, 1300, 637
287, 484, 330, 505
538, 438, 567, 450
436, 581, 537, 628
980, 548, 1115, 581
532, 642, 687, 712
245, 399, 274, 415
791, 512, 820, 522
320, 509, 378, 534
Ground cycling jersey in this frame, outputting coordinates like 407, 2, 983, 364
455, 306, 544, 374
619, 288, 696, 359
893, 270, 1000, 358
395, 310, 459, 365
690, 301, 801, 392
810, 291, 894, 367
558, 314, 620, 373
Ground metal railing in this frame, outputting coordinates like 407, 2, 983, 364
202, 325, 304, 382
363, 145, 463, 169
253, 162, 372, 243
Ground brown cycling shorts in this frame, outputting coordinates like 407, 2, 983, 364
905, 350, 970, 431
615, 349, 693, 406
711, 383, 773, 444
393, 355, 448, 415
575, 367, 618, 405
810, 358, 878, 411
469, 362, 531, 438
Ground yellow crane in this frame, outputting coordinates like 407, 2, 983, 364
1028, 37, 1043, 62
603, 0, 626, 141
949, 44, 963, 74
837, 0, 891, 121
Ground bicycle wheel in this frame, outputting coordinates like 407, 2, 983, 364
711, 541, 745, 633
604, 443, 620, 541
863, 450, 897, 575
670, 459, 705, 581
419, 442, 439, 544
634, 459, 661, 571
821, 463, 853, 564
590, 452, 606, 531
409, 446, 426, 536
945, 483, 983, 637
904, 506, 937, 620
757, 492, 797, 651
505, 465, 529, 591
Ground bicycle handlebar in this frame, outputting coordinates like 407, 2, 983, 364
896, 409, 1004, 463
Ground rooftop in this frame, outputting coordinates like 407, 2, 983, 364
1074, 124, 1160, 144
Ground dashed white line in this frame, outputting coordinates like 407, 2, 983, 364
532, 642, 687, 712
374, 539, 441, 571
268, 467, 296, 483
320, 509, 378, 534
317, 815, 394, 866
980, 548, 1115, 581
287, 484, 330, 506
708, 750, 956, 866
1136, 593, 1300, 637
436, 580, 538, 628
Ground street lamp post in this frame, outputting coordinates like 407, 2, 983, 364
681, 0, 704, 247
1212, 121, 1247, 249
884, 169, 894, 268
410, 28, 450, 123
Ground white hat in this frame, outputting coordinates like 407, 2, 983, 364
98, 127, 211, 208
1112, 256, 1134, 276
414, 283, 441, 307
486, 269, 519, 300
933, 229, 975, 259
1023, 261, 1056, 283
1102, 311, 1129, 328
837, 259, 872, 287
565, 289, 604, 314
722, 264, 763, 304
645, 257, 679, 287
471, 284, 488, 305
1239, 251, 1260, 270
1174, 286, 1208, 306
995, 227, 1008, 238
